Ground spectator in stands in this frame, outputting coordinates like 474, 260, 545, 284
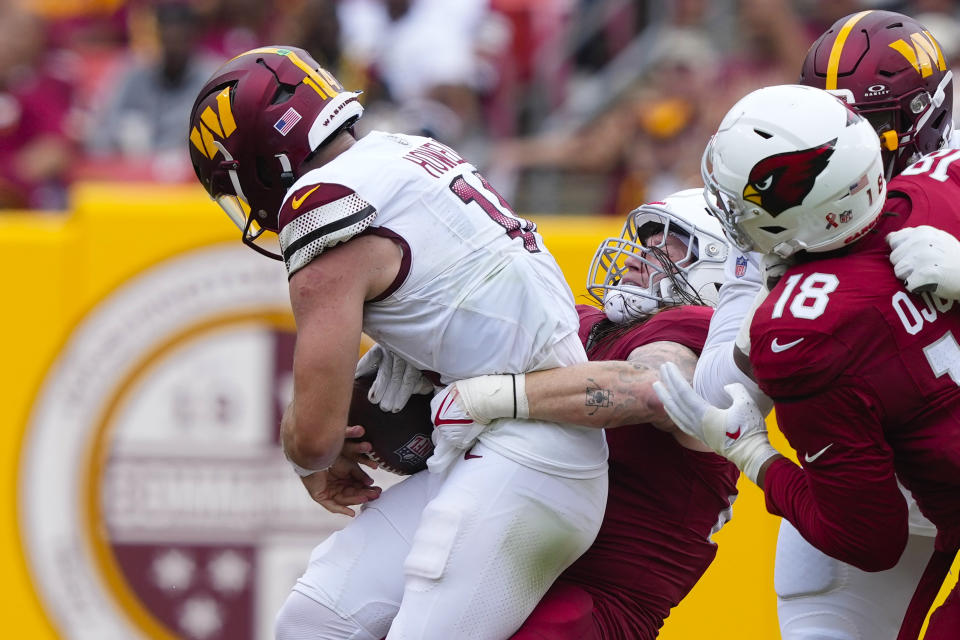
340, 0, 500, 155
489, 0, 808, 215
274, 0, 373, 100
490, 26, 720, 214
196, 0, 278, 61
85, 1, 218, 179
0, 4, 76, 209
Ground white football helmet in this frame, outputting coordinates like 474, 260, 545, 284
701, 84, 886, 258
587, 188, 729, 323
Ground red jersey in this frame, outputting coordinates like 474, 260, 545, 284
514, 305, 739, 639
750, 152, 960, 571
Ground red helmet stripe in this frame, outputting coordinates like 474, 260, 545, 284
826, 11, 872, 90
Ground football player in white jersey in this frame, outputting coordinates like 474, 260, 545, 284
360, 190, 741, 639
187, 47, 608, 640
691, 11, 956, 639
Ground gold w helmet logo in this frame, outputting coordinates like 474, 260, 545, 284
889, 31, 947, 78
189, 87, 237, 160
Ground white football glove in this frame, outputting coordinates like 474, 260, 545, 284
888, 225, 960, 300
355, 344, 434, 413
427, 384, 488, 473
652, 362, 779, 483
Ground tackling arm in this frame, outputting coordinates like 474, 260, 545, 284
449, 340, 705, 450
522, 340, 699, 430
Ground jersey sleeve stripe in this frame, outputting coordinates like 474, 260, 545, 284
281, 205, 378, 275
283, 204, 377, 257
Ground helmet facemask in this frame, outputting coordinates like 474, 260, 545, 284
587, 190, 728, 323
828, 69, 953, 179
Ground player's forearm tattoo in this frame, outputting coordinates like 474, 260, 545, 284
585, 378, 613, 415
544, 342, 697, 428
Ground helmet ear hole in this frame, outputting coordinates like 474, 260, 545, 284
255, 156, 275, 189
932, 110, 947, 131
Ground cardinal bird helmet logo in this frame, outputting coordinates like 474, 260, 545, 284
743, 140, 836, 216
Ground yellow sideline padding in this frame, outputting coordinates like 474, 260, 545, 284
1, 183, 953, 639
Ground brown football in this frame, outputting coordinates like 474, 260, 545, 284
347, 375, 434, 475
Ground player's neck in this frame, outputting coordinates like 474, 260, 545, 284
302, 131, 357, 173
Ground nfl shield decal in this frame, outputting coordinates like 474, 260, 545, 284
735, 255, 748, 278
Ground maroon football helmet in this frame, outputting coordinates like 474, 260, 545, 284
800, 10, 953, 178
188, 46, 363, 259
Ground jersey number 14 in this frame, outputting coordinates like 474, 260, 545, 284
449, 172, 540, 253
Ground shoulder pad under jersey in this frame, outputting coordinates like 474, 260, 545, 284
278, 182, 377, 276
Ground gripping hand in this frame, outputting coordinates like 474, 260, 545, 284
653, 362, 778, 483
355, 344, 434, 412
888, 225, 960, 300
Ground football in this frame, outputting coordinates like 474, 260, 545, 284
347, 375, 434, 475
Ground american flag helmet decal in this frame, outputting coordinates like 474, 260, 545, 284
274, 107, 302, 136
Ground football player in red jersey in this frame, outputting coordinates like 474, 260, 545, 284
655, 84, 960, 639
363, 189, 741, 639
188, 46, 610, 640
692, 10, 958, 639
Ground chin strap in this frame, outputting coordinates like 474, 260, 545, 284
276, 153, 296, 188
242, 215, 284, 261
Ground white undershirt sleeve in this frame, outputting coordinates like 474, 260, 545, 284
694, 250, 773, 414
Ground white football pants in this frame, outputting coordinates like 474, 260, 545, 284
276, 441, 607, 640
775, 519, 934, 639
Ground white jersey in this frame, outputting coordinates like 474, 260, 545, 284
276, 131, 608, 478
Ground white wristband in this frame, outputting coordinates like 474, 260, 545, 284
455, 374, 529, 424
284, 450, 329, 477
740, 444, 780, 485
289, 460, 327, 478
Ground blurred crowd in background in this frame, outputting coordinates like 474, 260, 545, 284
3, 0, 960, 214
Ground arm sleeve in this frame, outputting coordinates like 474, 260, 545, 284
694, 250, 771, 411
764, 386, 909, 572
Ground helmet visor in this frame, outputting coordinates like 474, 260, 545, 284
215, 193, 251, 232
